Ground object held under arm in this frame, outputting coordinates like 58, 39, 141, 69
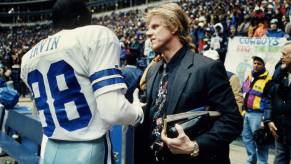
165, 110, 221, 138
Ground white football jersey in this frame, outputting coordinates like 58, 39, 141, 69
21, 25, 127, 141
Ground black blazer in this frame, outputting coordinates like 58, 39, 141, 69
264, 66, 291, 146
135, 50, 243, 164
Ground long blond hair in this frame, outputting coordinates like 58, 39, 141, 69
145, 3, 195, 50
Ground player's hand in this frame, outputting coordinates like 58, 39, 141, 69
268, 121, 278, 139
161, 124, 194, 154
133, 88, 146, 108
133, 88, 145, 124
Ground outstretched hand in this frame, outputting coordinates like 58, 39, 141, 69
133, 88, 146, 108
132, 88, 145, 124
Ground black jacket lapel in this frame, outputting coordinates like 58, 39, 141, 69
167, 50, 194, 114
146, 61, 163, 103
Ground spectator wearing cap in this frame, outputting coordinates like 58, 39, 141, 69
265, 18, 288, 38
242, 55, 272, 164
212, 22, 228, 62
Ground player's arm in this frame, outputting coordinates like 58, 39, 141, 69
96, 89, 143, 126
84, 26, 144, 126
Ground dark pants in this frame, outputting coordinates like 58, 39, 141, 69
274, 139, 291, 164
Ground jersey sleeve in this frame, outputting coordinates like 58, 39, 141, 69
82, 26, 127, 97
20, 53, 30, 88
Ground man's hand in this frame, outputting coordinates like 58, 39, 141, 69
161, 124, 195, 154
268, 121, 278, 139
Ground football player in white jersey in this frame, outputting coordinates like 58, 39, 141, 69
20, 0, 144, 163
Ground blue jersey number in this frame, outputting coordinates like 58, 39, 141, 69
27, 60, 92, 137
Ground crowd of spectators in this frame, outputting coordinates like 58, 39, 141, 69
0, 25, 54, 95
0, 0, 291, 96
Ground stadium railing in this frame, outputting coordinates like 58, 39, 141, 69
0, 107, 42, 164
